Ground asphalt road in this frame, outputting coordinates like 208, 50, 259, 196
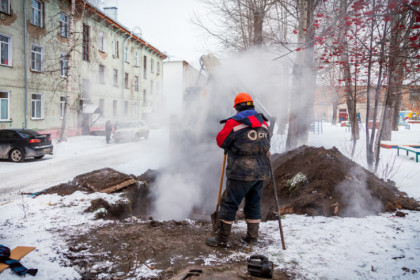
0, 130, 169, 204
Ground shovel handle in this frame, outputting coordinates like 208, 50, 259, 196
216, 152, 227, 209
269, 158, 286, 250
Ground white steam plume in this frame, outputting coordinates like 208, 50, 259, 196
337, 167, 383, 217
154, 47, 293, 220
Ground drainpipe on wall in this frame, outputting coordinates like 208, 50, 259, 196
137, 46, 141, 120
24, 0, 28, 128
121, 26, 141, 121
121, 32, 132, 121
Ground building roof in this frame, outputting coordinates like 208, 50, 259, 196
83, 0, 167, 59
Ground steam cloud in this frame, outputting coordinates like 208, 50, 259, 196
337, 167, 383, 217
153, 47, 292, 220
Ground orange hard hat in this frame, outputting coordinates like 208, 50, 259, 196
233, 92, 253, 108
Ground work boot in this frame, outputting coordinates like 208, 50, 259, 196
241, 223, 259, 245
206, 222, 232, 247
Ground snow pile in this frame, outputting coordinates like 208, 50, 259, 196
0, 124, 420, 279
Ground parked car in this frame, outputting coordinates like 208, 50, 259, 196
113, 120, 149, 143
0, 129, 53, 162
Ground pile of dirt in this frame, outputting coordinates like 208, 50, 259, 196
40, 147, 419, 221
37, 182, 92, 196
38, 167, 139, 196
39, 168, 154, 219
83, 182, 153, 220
261, 145, 419, 220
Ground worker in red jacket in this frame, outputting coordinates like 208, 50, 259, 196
206, 92, 271, 247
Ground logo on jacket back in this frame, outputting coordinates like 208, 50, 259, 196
248, 129, 268, 141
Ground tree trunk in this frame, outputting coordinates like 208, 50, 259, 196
380, 14, 405, 141
253, 6, 264, 46
381, 95, 396, 141
340, 38, 359, 143
286, 0, 316, 150
332, 94, 338, 125
392, 93, 402, 131
60, 0, 76, 142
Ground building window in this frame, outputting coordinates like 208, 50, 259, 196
99, 33, 105, 52
99, 99, 104, 114
157, 62, 160, 75
143, 89, 147, 105
30, 0, 43, 28
134, 76, 139, 91
0, 91, 10, 121
156, 82, 160, 95
124, 101, 128, 116
60, 96, 65, 119
113, 100, 117, 117
0, 33, 12, 66
0, 0, 10, 14
99, 64, 105, 84
31, 93, 43, 119
112, 40, 119, 58
60, 54, 68, 77
124, 46, 129, 63
31, 44, 43, 72
59, 13, 69, 38
82, 24, 89, 61
124, 73, 129, 89
135, 51, 139, 66
143, 55, 147, 79
151, 58, 154, 73
113, 69, 118, 87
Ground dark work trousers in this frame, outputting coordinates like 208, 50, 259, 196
106, 131, 111, 144
218, 179, 264, 222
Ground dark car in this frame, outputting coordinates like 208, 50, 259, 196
0, 129, 53, 162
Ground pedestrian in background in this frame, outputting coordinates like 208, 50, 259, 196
105, 120, 112, 144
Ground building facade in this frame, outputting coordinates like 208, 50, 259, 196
0, 0, 166, 137
313, 86, 420, 124
162, 60, 203, 117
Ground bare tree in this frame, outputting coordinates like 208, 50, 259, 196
60, 0, 76, 142
286, 0, 321, 150
194, 0, 279, 51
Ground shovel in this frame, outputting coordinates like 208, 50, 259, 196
211, 151, 227, 232
268, 153, 286, 250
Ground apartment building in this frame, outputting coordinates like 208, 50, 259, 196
0, 0, 166, 136
163, 60, 203, 117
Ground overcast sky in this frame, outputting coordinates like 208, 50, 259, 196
103, 0, 212, 69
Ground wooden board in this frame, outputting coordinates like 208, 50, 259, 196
0, 246, 36, 273
74, 168, 137, 193
101, 178, 136, 193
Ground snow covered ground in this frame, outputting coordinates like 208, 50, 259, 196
0, 129, 170, 203
1, 124, 419, 279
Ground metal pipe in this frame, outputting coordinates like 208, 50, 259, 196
121, 26, 142, 121
121, 32, 132, 121
24, 0, 28, 128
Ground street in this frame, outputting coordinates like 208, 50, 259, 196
0, 129, 169, 204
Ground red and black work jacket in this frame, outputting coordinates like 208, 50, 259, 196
216, 109, 271, 181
